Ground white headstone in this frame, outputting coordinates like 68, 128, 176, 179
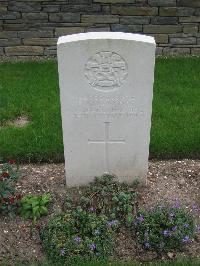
57, 32, 156, 187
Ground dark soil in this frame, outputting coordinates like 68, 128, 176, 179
0, 160, 199, 264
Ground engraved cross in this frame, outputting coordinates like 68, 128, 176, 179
88, 122, 125, 173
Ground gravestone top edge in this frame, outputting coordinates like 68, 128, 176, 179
57, 32, 156, 46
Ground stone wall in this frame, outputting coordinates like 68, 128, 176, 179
0, 0, 200, 58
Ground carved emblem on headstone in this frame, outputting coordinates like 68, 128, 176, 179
85, 51, 128, 92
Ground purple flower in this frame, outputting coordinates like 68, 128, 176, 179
183, 223, 189, 228
88, 207, 96, 212
192, 204, 199, 213
172, 226, 177, 231
60, 248, 65, 256
182, 236, 191, 244
196, 225, 200, 233
89, 243, 96, 251
144, 242, 150, 249
107, 220, 118, 227
163, 230, 171, 237
173, 199, 180, 209
74, 236, 81, 244
137, 214, 144, 223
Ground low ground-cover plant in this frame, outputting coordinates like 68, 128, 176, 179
0, 158, 21, 217
134, 200, 198, 254
20, 193, 51, 224
65, 174, 138, 227
40, 206, 118, 264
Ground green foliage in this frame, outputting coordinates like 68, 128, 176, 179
134, 201, 197, 253
0, 159, 21, 217
65, 174, 138, 227
40, 207, 117, 265
20, 193, 51, 223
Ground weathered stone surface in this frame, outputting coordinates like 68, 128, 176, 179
22, 13, 48, 20
0, 11, 20, 19
101, 5, 110, 14
0, 47, 4, 55
18, 30, 54, 38
183, 25, 198, 34
44, 46, 57, 56
8, 2, 41, 12
68, 0, 92, 3
93, 0, 147, 4
197, 39, 200, 45
191, 48, 200, 55
61, 4, 101, 13
49, 13, 80, 22
94, 0, 146, 2
155, 47, 163, 55
111, 6, 158, 16
170, 37, 196, 45
179, 16, 200, 23
55, 27, 84, 37
23, 38, 57, 46
0, 6, 7, 12
151, 16, 178, 24
143, 25, 182, 34
3, 23, 30, 30
42, 5, 60, 12
120, 16, 150, 25
177, 0, 200, 7
5, 46, 44, 56
0, 38, 21, 46
194, 8, 200, 16
163, 47, 190, 55
151, 34, 168, 43
159, 7, 177, 16
111, 24, 142, 32
82, 15, 119, 23
149, 0, 176, 6
0, 31, 18, 38
0, 0, 199, 57
177, 7, 195, 16
85, 26, 111, 32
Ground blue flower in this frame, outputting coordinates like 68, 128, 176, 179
144, 242, 150, 249
60, 248, 65, 256
74, 236, 81, 243
173, 199, 180, 209
172, 225, 177, 231
89, 243, 96, 251
183, 223, 189, 228
107, 220, 118, 227
137, 214, 144, 222
196, 224, 200, 233
88, 207, 96, 212
182, 236, 191, 244
163, 230, 170, 237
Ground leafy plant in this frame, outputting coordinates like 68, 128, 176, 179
20, 193, 51, 223
0, 159, 21, 217
134, 200, 197, 254
40, 207, 117, 264
65, 174, 138, 227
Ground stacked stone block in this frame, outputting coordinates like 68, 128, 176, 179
0, 0, 200, 58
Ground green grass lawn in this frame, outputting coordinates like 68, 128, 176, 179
0, 58, 199, 162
